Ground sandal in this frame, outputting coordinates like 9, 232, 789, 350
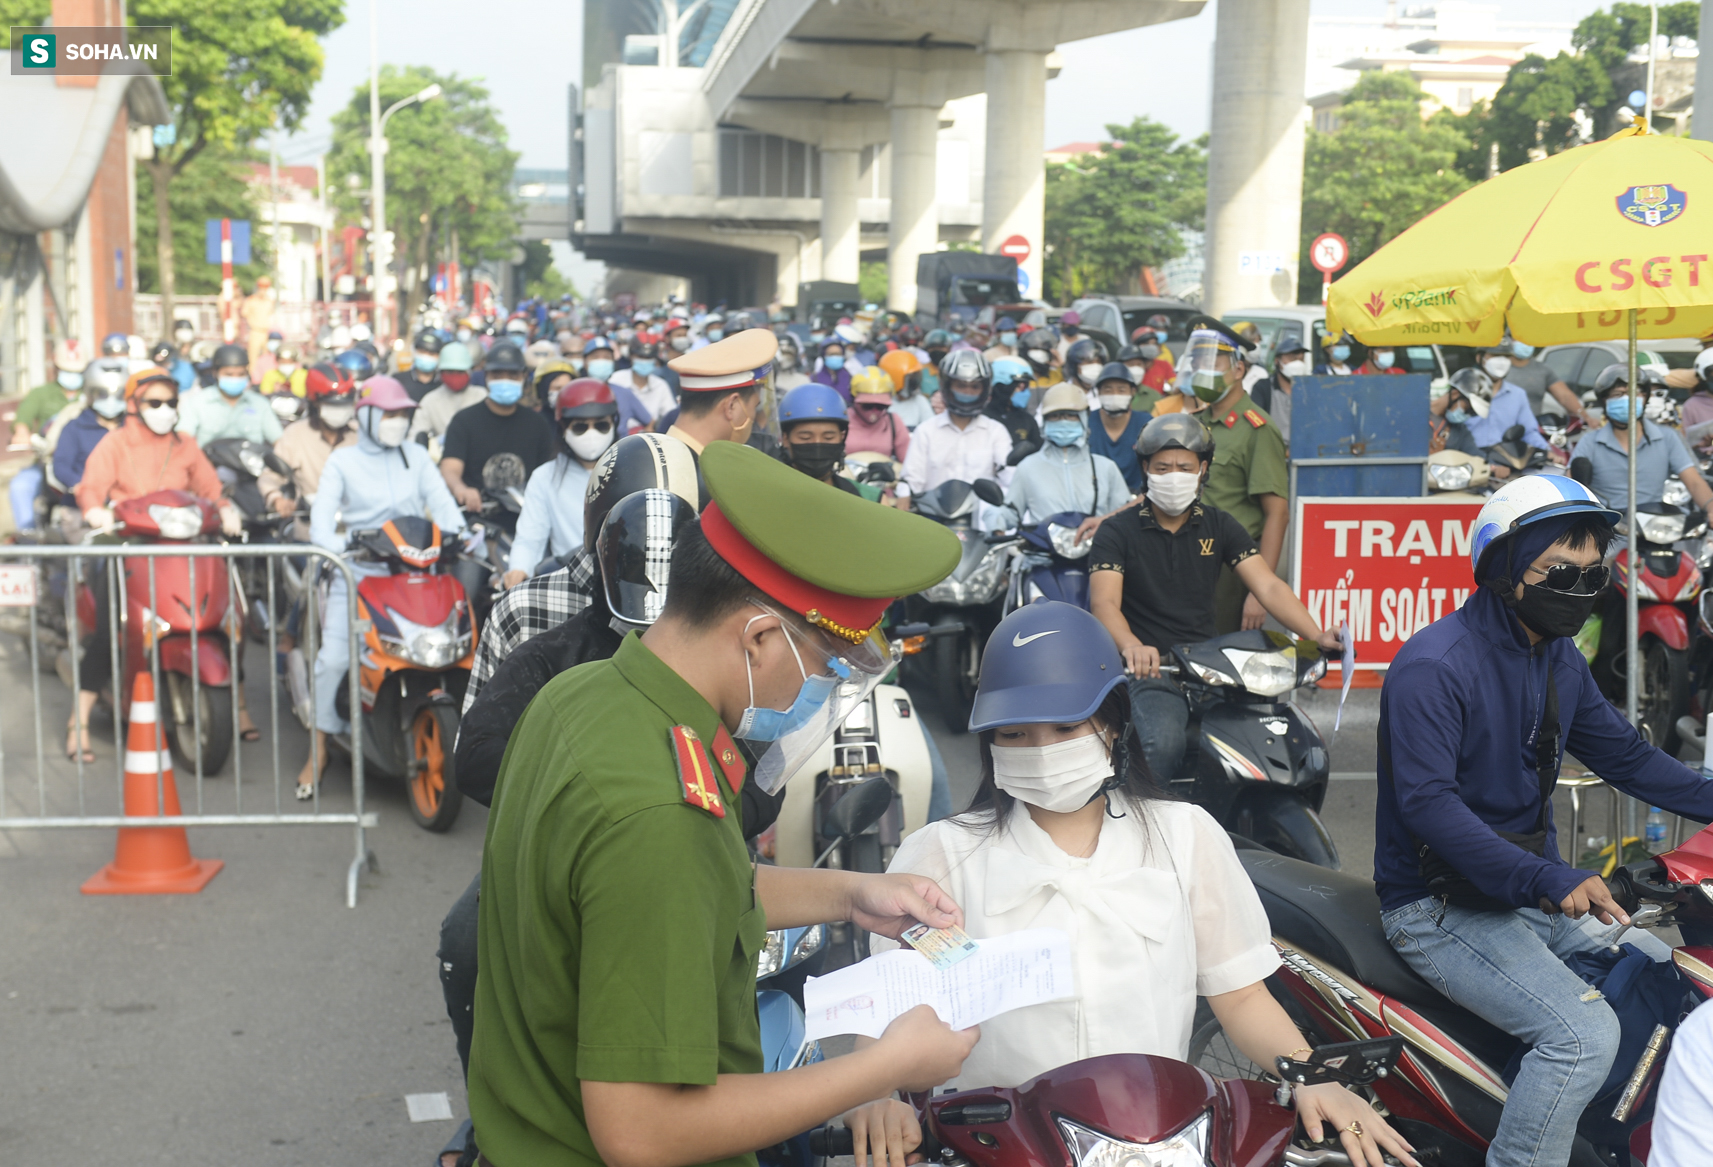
239, 714, 262, 743
64, 719, 95, 764
295, 781, 316, 801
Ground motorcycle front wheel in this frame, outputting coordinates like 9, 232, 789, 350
1638, 636, 1690, 755
1187, 1000, 1268, 1081
407, 703, 464, 832
166, 673, 234, 777
1235, 788, 1341, 870
932, 631, 978, 731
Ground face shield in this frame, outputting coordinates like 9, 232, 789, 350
1183, 329, 1231, 400
750, 365, 780, 442
742, 609, 898, 795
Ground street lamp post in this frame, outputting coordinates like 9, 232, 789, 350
367, 3, 440, 347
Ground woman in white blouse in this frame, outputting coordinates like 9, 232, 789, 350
844, 603, 1415, 1167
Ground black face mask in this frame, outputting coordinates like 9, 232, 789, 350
1502, 581, 1602, 640
786, 441, 844, 481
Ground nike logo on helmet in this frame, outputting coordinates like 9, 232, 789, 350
1012, 630, 1060, 647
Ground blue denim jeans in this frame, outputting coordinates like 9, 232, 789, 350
1129, 676, 1188, 784
1381, 897, 1621, 1167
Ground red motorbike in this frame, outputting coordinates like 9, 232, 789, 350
1605, 501, 1705, 754
73, 489, 240, 774
1190, 834, 1713, 1167
811, 1040, 1404, 1167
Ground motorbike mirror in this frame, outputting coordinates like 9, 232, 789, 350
1569, 456, 1593, 486
1502, 423, 1525, 443
971, 478, 1006, 506
1004, 441, 1039, 468
863, 462, 896, 484
821, 775, 893, 841
263, 450, 292, 478
415, 432, 431, 448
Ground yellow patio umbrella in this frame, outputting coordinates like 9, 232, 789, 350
1327, 122, 1713, 747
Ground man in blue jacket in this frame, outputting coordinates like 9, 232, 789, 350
1378, 475, 1713, 1167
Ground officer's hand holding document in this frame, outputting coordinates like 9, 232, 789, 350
802, 928, 1074, 1040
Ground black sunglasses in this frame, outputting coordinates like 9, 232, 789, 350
568, 419, 613, 436
1527, 562, 1611, 594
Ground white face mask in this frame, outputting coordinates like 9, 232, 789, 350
1146, 470, 1201, 516
140, 404, 178, 435
1078, 362, 1103, 385
1484, 356, 1512, 380
991, 732, 1114, 813
670, 335, 691, 352
375, 416, 411, 447
565, 424, 615, 462
318, 403, 354, 430
1098, 393, 1132, 413
1279, 360, 1310, 379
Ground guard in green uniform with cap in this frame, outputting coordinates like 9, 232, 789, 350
1177, 315, 1290, 634
470, 441, 980, 1167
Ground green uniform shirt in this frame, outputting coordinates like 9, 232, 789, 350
1201, 391, 1289, 539
470, 632, 764, 1167
18, 381, 80, 434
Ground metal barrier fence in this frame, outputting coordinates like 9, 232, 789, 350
0, 542, 374, 906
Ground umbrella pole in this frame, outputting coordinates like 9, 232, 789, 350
1626, 307, 1640, 844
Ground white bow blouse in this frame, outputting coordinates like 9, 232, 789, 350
875, 798, 1279, 1091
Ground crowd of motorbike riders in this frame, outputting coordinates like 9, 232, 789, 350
16, 301, 1713, 1167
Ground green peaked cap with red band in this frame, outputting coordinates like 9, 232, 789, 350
698, 441, 960, 641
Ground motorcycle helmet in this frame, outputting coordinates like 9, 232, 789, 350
939, 349, 991, 417
211, 343, 249, 370
1446, 367, 1494, 418
878, 348, 921, 393
1095, 361, 1133, 391
485, 341, 527, 375
779, 382, 849, 430
970, 601, 1127, 732
582, 432, 702, 554
1133, 412, 1214, 462
305, 362, 356, 402
988, 356, 1032, 388
1694, 348, 1713, 387
596, 488, 698, 626
555, 377, 618, 421
1065, 337, 1110, 385
1470, 476, 1620, 584
101, 332, 130, 357
85, 358, 130, 417
149, 339, 177, 366
334, 348, 375, 382
412, 328, 445, 355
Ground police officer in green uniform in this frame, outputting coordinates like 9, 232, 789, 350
1180, 316, 1290, 634
470, 440, 980, 1167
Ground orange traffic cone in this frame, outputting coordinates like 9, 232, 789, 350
81, 673, 223, 895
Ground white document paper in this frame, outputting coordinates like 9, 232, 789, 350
802, 927, 1074, 1041
1333, 620, 1355, 734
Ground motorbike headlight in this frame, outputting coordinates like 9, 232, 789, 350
788, 925, 824, 968
147, 503, 205, 541
1663, 479, 1692, 508
1641, 514, 1686, 545
757, 930, 787, 980
238, 447, 267, 477
1058, 1113, 1210, 1167
960, 547, 1010, 604
920, 577, 965, 604
385, 606, 470, 669
1429, 462, 1472, 490
1222, 648, 1299, 697
1048, 523, 1093, 559
1303, 656, 1328, 685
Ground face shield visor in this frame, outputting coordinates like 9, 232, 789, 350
597, 489, 697, 626
742, 608, 898, 795
750, 364, 780, 442
1183, 329, 1231, 399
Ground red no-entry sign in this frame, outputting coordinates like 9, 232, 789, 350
999, 234, 1031, 262
1310, 233, 1349, 274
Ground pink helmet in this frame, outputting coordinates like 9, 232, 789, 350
356, 374, 416, 412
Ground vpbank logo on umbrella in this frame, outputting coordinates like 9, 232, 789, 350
1617, 184, 1686, 228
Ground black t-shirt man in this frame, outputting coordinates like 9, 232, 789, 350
442, 398, 558, 489
400, 367, 441, 403
1088, 499, 1258, 652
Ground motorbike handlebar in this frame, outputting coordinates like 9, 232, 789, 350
809, 1126, 941, 1161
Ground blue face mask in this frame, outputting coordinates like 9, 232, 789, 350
1446, 407, 1469, 425
1000, 331, 1017, 347
1330, 345, 1351, 362
217, 376, 248, 397
1374, 351, 1395, 369
734, 612, 850, 742
824, 355, 845, 371
1009, 387, 1032, 409
414, 354, 439, 373
1605, 395, 1632, 424
632, 359, 656, 377
487, 379, 523, 406
586, 358, 614, 379
707, 329, 724, 342
58, 371, 84, 391
1511, 343, 1535, 358
1043, 418, 1085, 447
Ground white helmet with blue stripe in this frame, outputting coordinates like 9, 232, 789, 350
1470, 475, 1622, 582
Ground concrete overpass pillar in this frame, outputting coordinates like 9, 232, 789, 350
1694, 0, 1713, 141
887, 102, 940, 314
1202, 0, 1310, 316
820, 147, 862, 284
981, 49, 1047, 297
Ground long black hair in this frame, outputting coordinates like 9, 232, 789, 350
951, 685, 1171, 837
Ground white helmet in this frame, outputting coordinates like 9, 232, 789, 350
1694, 347, 1713, 385
1470, 476, 1621, 582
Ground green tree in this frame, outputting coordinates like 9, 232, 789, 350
521, 240, 576, 301
1574, 2, 1701, 72
1042, 119, 1205, 305
858, 260, 888, 304
134, 0, 344, 325
1299, 71, 1473, 301
327, 65, 520, 323
135, 146, 273, 297
0, 0, 48, 48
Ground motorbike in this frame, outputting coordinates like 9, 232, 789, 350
1000, 509, 1095, 614
443, 453, 523, 631
905, 480, 1018, 729
1601, 501, 1705, 755
1484, 422, 1555, 485
811, 1039, 1407, 1167
1162, 630, 1339, 869
1191, 831, 1713, 1166
313, 515, 477, 831
203, 437, 300, 640
1425, 449, 1490, 500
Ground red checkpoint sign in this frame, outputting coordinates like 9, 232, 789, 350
1291, 498, 1484, 668
1310, 232, 1349, 275
999, 234, 1031, 262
